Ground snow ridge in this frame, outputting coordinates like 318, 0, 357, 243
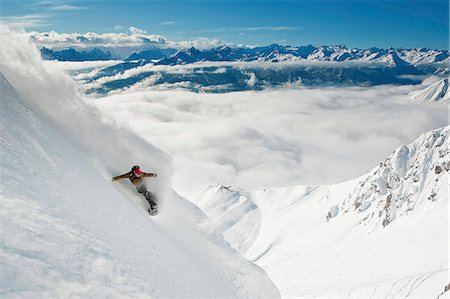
333, 126, 449, 229
411, 78, 449, 104
195, 185, 261, 254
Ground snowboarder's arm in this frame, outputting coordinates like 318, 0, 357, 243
112, 172, 131, 181
142, 172, 157, 178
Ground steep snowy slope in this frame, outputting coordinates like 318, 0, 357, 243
194, 126, 450, 298
411, 78, 449, 104
0, 27, 279, 298
194, 185, 260, 255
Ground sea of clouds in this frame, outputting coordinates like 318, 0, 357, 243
91, 84, 448, 197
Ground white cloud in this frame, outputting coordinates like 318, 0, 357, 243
45, 60, 121, 72
0, 14, 51, 28
159, 21, 176, 26
27, 30, 224, 53
245, 72, 257, 87
114, 24, 123, 30
129, 26, 146, 34
173, 37, 223, 50
29, 30, 167, 48
213, 67, 227, 74
92, 84, 448, 197
0, 3, 85, 28
49, 4, 87, 11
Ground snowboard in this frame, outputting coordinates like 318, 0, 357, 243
148, 206, 158, 216
144, 191, 158, 216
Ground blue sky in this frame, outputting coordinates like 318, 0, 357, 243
1, 0, 448, 49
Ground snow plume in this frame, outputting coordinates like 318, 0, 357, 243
0, 26, 172, 197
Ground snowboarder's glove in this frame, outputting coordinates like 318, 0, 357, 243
142, 172, 157, 178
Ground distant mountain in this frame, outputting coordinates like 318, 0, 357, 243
50, 44, 448, 94
40, 47, 113, 61
40, 44, 449, 71
155, 45, 449, 70
411, 78, 449, 104
158, 47, 203, 65
84, 62, 424, 95
125, 46, 169, 62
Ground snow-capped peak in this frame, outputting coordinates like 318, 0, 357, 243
332, 126, 449, 229
411, 78, 449, 104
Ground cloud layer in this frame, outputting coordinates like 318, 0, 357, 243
92, 84, 448, 197
28, 28, 224, 53
0, 14, 51, 28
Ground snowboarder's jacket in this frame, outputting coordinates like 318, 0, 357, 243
112, 170, 157, 185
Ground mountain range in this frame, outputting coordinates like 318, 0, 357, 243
41, 44, 449, 70
154, 45, 448, 70
41, 44, 449, 93
41, 47, 113, 61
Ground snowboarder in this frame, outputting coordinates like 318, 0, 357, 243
112, 165, 158, 214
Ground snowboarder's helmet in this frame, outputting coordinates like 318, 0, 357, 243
132, 165, 141, 175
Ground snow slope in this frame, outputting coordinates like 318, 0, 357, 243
411, 78, 449, 104
0, 26, 279, 298
194, 126, 450, 298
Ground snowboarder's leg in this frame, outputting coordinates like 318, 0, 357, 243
136, 184, 146, 194
136, 184, 157, 211
145, 191, 157, 211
